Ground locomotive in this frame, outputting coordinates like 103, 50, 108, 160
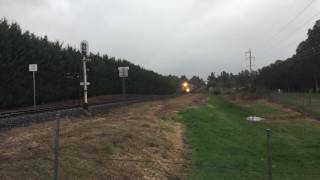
181, 82, 194, 93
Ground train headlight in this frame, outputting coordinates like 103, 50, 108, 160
186, 88, 190, 93
183, 82, 188, 87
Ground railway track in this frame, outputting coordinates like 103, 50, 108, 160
0, 95, 174, 131
0, 104, 75, 119
0, 95, 162, 119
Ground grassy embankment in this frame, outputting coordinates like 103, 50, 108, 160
268, 92, 320, 116
180, 95, 320, 180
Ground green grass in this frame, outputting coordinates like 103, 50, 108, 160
249, 101, 282, 116
180, 95, 320, 180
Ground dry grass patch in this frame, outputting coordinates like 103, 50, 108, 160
0, 94, 207, 180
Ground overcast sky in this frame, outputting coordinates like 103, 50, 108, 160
1, 0, 320, 79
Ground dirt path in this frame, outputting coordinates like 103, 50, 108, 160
0, 94, 207, 180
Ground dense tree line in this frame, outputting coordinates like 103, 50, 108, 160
256, 20, 320, 92
189, 76, 206, 88
207, 70, 254, 89
0, 19, 180, 109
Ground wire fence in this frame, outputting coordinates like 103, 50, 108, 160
1, 111, 320, 180
263, 91, 320, 118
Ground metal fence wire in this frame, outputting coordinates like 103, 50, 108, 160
1, 110, 320, 180
266, 91, 320, 118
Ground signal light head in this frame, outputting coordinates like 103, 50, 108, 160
81, 40, 89, 57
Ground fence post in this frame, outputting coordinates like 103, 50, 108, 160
309, 91, 312, 112
54, 112, 61, 180
122, 77, 126, 99
266, 129, 272, 180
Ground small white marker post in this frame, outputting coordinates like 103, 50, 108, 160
80, 41, 90, 110
118, 67, 129, 98
29, 64, 38, 110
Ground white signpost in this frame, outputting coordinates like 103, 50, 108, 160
118, 67, 129, 98
80, 40, 90, 110
29, 64, 38, 110
80, 82, 90, 86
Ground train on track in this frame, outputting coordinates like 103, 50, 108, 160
181, 82, 195, 93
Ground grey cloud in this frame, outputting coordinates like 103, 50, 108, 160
1, 0, 319, 78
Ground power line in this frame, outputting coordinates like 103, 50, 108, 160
261, 1, 319, 61
265, 0, 316, 43
272, 10, 320, 48
262, 11, 320, 63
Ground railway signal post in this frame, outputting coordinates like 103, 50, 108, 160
118, 67, 129, 98
80, 41, 90, 110
29, 64, 38, 110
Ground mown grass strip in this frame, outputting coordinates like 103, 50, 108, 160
180, 95, 320, 180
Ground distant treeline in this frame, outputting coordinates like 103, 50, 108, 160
0, 19, 181, 109
207, 20, 320, 92
206, 70, 253, 89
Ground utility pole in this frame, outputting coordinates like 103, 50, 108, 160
245, 48, 255, 74
80, 41, 90, 110
249, 48, 252, 73
245, 48, 255, 87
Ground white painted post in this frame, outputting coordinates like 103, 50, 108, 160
80, 41, 90, 110
29, 64, 38, 110
82, 56, 88, 109
33, 71, 36, 110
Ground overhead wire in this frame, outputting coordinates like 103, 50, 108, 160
266, 0, 316, 43
262, 10, 320, 63
260, 0, 319, 64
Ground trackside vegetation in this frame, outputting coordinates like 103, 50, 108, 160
180, 95, 320, 180
0, 18, 181, 109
